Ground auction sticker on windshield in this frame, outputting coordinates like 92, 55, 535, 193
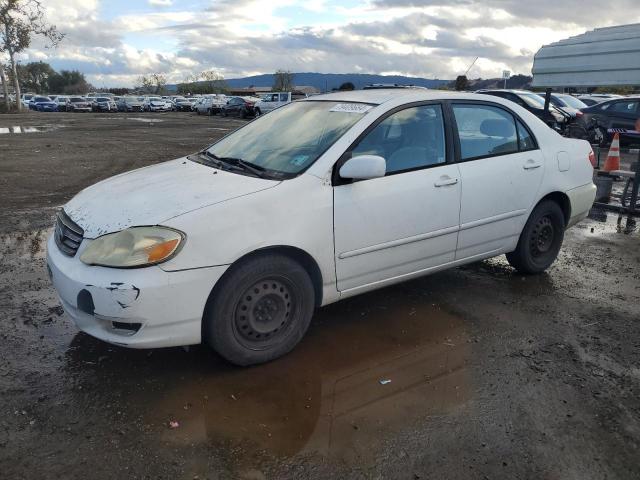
329, 103, 373, 114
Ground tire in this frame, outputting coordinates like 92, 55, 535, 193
223, 109, 228, 117
255, 108, 261, 117
203, 254, 315, 366
506, 200, 565, 274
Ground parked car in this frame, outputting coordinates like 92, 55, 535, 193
143, 96, 172, 112
117, 96, 145, 112
221, 96, 257, 118
29, 96, 58, 112
54, 96, 70, 111
47, 90, 596, 366
173, 97, 194, 111
577, 94, 623, 106
534, 93, 588, 119
92, 97, 118, 112
66, 97, 92, 112
20, 93, 36, 108
476, 89, 571, 130
572, 96, 640, 146
254, 92, 296, 116
194, 95, 227, 115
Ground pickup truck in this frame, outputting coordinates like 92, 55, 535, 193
254, 92, 306, 116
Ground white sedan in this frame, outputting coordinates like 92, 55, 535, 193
47, 90, 596, 365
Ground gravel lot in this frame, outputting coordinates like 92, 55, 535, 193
1, 111, 639, 480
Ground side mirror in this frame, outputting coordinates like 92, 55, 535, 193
339, 155, 386, 180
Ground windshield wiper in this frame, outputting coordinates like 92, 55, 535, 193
202, 152, 270, 178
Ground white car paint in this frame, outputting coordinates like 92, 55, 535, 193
47, 89, 596, 350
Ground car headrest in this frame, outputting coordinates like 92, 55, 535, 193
480, 118, 515, 138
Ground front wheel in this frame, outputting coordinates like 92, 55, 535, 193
506, 200, 565, 274
203, 254, 315, 366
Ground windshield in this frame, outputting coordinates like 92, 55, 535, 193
97, 97, 110, 102
35, 97, 50, 102
557, 95, 587, 109
124, 96, 139, 102
148, 97, 162, 101
70, 97, 84, 102
518, 93, 547, 109
205, 100, 371, 175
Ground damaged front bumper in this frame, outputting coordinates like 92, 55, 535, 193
46, 233, 228, 349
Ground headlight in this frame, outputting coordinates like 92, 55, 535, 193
80, 226, 184, 268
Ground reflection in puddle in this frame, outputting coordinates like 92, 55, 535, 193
64, 292, 471, 469
152, 301, 469, 463
0, 125, 59, 134
127, 117, 164, 123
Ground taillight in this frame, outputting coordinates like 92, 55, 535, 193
588, 149, 596, 167
576, 110, 583, 117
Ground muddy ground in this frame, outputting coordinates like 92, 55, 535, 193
1, 111, 639, 480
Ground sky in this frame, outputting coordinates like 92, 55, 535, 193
16, 0, 640, 87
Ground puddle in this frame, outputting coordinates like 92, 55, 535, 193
0, 125, 59, 134
126, 117, 164, 123
587, 207, 638, 235
63, 289, 471, 467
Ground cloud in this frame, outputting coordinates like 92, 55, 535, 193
15, 0, 640, 87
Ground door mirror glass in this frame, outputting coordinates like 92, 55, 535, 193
339, 155, 386, 180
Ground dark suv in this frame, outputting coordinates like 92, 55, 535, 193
573, 97, 640, 146
476, 89, 570, 130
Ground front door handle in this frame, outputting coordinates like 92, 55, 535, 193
434, 176, 459, 187
523, 159, 542, 170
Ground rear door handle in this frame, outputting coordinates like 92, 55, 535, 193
434, 176, 459, 187
523, 159, 542, 170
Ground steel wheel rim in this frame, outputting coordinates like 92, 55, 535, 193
233, 277, 295, 350
530, 216, 555, 257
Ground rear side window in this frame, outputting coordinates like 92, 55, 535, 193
453, 104, 518, 160
351, 104, 446, 175
516, 119, 536, 151
608, 101, 638, 113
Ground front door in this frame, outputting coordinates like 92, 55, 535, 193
333, 104, 461, 293
450, 102, 545, 260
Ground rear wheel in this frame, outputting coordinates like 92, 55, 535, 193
203, 254, 315, 366
506, 200, 565, 274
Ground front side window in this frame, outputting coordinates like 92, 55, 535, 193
453, 104, 518, 160
351, 104, 446, 175
206, 101, 369, 175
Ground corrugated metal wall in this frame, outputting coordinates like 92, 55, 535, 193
532, 23, 640, 87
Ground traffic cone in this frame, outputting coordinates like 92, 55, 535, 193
602, 133, 621, 172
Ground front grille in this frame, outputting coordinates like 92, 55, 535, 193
55, 210, 84, 256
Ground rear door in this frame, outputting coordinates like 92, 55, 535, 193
450, 102, 545, 260
333, 103, 461, 292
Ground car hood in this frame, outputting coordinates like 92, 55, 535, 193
64, 157, 281, 238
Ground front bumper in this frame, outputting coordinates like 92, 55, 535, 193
46, 234, 228, 348
566, 183, 597, 228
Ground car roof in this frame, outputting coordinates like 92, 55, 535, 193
302, 89, 474, 106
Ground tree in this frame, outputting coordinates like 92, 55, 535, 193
137, 73, 167, 95
454, 75, 469, 91
272, 69, 294, 91
49, 69, 91, 94
0, 63, 9, 110
0, 0, 64, 111
338, 81, 355, 91
15, 60, 54, 93
199, 70, 227, 93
